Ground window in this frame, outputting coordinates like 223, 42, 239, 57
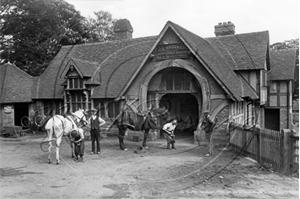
166, 75, 173, 90
260, 70, 267, 105
108, 100, 121, 118
245, 103, 254, 125
270, 82, 277, 93
94, 99, 120, 118
260, 70, 267, 87
174, 73, 182, 90
163, 70, 195, 91
183, 73, 191, 90
67, 91, 87, 111
68, 78, 85, 89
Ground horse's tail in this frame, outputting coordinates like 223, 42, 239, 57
39, 117, 55, 152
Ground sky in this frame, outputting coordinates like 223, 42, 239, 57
65, 0, 299, 44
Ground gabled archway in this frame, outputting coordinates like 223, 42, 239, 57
139, 59, 211, 135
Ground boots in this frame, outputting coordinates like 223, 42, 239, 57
167, 143, 171, 149
171, 142, 176, 149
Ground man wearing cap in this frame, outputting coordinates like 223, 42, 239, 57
200, 110, 216, 157
70, 128, 85, 162
89, 108, 106, 155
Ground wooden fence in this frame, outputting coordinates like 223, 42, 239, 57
229, 122, 299, 175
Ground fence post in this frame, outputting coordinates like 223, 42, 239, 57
289, 134, 294, 175
281, 129, 291, 174
255, 127, 261, 164
242, 124, 247, 155
289, 132, 299, 175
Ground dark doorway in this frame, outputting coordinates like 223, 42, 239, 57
14, 103, 29, 127
265, 108, 280, 131
160, 93, 199, 139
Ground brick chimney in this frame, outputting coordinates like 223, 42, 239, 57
214, 21, 235, 36
113, 19, 133, 40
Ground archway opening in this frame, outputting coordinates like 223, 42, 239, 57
160, 93, 199, 139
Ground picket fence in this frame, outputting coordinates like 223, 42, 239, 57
229, 122, 299, 175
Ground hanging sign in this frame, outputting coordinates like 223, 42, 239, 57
4, 105, 13, 114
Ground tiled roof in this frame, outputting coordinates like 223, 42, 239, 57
207, 31, 270, 70
168, 21, 259, 100
72, 58, 99, 77
32, 46, 72, 99
35, 36, 158, 99
60, 58, 99, 78
270, 49, 296, 80
0, 63, 33, 103
33, 21, 271, 101
91, 39, 157, 98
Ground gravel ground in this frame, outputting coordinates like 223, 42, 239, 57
0, 132, 298, 199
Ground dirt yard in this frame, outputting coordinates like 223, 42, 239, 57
0, 131, 298, 199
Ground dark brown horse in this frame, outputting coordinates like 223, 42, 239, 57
106, 101, 169, 150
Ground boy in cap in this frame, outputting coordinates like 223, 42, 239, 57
162, 118, 178, 149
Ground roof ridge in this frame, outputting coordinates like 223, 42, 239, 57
71, 57, 99, 65
71, 35, 158, 47
271, 48, 297, 52
205, 30, 269, 39
6, 63, 33, 78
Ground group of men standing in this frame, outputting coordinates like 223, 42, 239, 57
70, 107, 216, 162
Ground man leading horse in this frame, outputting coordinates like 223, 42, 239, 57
200, 110, 217, 157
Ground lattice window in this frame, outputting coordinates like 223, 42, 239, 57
68, 78, 85, 89
67, 91, 87, 111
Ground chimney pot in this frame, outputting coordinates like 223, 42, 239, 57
113, 18, 133, 40
214, 21, 235, 37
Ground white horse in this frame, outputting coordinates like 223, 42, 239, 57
45, 109, 87, 164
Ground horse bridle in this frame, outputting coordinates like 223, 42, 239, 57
72, 113, 87, 126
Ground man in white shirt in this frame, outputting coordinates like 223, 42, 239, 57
162, 118, 178, 149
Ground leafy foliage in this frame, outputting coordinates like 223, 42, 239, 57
270, 39, 299, 100
0, 0, 90, 76
84, 11, 116, 42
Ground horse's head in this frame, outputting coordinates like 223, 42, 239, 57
72, 109, 88, 125
153, 107, 170, 121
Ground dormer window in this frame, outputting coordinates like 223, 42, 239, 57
68, 78, 85, 89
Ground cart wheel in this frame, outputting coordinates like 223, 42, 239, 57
21, 116, 30, 128
35, 115, 45, 127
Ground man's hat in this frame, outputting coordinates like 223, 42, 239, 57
91, 108, 98, 112
71, 130, 79, 138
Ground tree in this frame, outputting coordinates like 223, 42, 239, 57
270, 39, 299, 100
84, 11, 116, 43
0, 0, 90, 76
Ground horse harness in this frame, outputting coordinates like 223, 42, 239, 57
201, 115, 216, 133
